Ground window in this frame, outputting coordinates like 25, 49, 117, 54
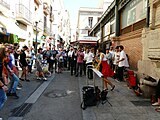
88, 17, 93, 28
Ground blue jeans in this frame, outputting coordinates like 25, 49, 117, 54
0, 89, 7, 110
9, 73, 19, 93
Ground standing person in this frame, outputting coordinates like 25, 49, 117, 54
35, 48, 47, 81
116, 45, 129, 82
48, 46, 58, 73
13, 43, 20, 68
25, 48, 32, 74
112, 46, 120, 79
30, 47, 36, 73
109, 46, 115, 70
57, 48, 64, 73
96, 48, 115, 90
75, 47, 84, 77
84, 48, 94, 79
106, 48, 112, 66
83, 47, 87, 76
63, 49, 68, 68
6, 47, 20, 99
19, 46, 30, 81
0, 46, 8, 110
70, 47, 77, 76
67, 47, 74, 70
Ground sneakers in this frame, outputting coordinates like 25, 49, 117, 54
25, 79, 30, 82
16, 86, 22, 90
152, 102, 160, 106
12, 93, 19, 99
37, 77, 41, 80
43, 78, 47, 81
7, 92, 19, 99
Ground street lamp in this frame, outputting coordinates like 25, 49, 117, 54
35, 21, 38, 54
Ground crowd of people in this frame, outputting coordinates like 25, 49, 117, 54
1, 42, 159, 112
0, 42, 131, 110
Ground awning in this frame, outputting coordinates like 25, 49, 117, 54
79, 40, 97, 44
0, 15, 20, 35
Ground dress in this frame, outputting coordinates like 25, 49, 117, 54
100, 53, 114, 78
101, 61, 114, 78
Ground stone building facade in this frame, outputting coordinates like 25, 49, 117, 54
138, 0, 160, 79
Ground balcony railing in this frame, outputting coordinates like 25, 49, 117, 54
0, 0, 10, 10
16, 4, 32, 25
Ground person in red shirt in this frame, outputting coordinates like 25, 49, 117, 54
75, 47, 84, 77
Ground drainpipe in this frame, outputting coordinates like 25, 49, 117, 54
146, 0, 150, 27
115, 1, 120, 37
100, 23, 103, 43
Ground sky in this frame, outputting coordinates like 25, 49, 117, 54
63, 0, 100, 29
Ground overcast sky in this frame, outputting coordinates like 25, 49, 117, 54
63, 0, 100, 29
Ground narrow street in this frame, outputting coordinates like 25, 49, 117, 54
0, 69, 160, 120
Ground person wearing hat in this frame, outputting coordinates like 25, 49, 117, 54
19, 46, 30, 82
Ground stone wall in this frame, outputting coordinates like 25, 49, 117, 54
138, 0, 160, 80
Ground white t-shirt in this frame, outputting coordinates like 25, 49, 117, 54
113, 52, 120, 65
68, 50, 73, 57
84, 52, 94, 64
118, 50, 129, 67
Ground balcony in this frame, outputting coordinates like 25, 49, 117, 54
0, 0, 10, 12
43, 2, 49, 15
16, 4, 32, 25
50, 13, 54, 22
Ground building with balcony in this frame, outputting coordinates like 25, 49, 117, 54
51, 0, 71, 49
0, 0, 21, 43
76, 7, 103, 47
